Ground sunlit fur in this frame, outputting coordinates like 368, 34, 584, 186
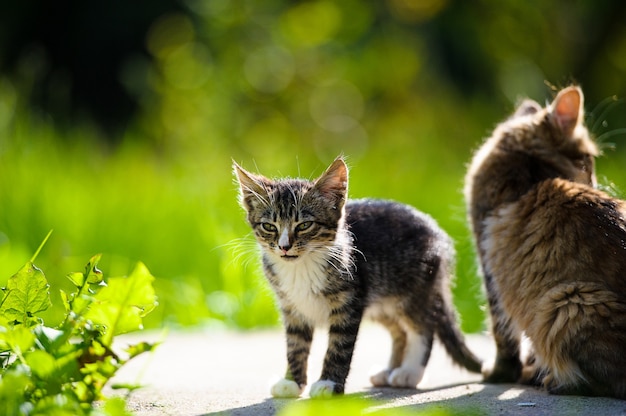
235, 157, 482, 398
465, 86, 626, 398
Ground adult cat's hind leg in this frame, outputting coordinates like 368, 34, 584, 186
387, 327, 433, 388
532, 282, 626, 399
482, 272, 523, 383
370, 322, 406, 387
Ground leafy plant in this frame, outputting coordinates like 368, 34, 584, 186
0, 232, 158, 416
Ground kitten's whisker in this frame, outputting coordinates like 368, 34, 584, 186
219, 233, 261, 269
309, 244, 355, 280
305, 244, 349, 277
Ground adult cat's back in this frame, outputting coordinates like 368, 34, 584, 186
483, 178, 626, 323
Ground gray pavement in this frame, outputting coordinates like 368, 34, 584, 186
109, 325, 626, 415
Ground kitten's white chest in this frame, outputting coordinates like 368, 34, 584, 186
273, 253, 331, 326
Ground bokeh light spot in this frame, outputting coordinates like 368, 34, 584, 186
313, 122, 369, 162
497, 58, 545, 104
162, 42, 212, 90
280, 1, 341, 47
147, 13, 195, 59
241, 112, 295, 158
309, 80, 364, 132
244, 46, 295, 94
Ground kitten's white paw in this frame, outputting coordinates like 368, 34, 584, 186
309, 380, 336, 398
271, 378, 303, 398
370, 369, 391, 387
388, 367, 423, 388
481, 359, 496, 379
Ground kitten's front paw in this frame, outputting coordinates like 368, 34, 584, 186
271, 378, 303, 398
310, 380, 340, 398
388, 367, 423, 388
370, 369, 391, 387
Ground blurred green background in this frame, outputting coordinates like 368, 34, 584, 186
0, 0, 625, 333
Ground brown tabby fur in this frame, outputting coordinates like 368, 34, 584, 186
465, 86, 626, 398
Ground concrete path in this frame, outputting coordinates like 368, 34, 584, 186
109, 325, 626, 415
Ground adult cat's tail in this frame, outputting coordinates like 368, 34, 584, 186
432, 290, 483, 373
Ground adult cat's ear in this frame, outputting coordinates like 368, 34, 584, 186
314, 157, 348, 207
550, 86, 583, 137
513, 99, 541, 117
232, 161, 269, 208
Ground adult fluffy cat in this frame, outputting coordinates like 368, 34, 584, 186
234, 157, 481, 398
465, 86, 626, 398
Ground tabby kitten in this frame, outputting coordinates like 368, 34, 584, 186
234, 157, 481, 398
465, 86, 626, 398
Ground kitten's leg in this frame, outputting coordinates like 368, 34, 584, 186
310, 303, 363, 398
482, 271, 522, 383
387, 327, 433, 388
271, 310, 313, 398
370, 321, 406, 387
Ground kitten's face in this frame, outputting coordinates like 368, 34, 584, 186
234, 158, 348, 261
501, 86, 598, 186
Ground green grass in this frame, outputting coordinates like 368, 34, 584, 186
0, 93, 493, 333
2, 87, 625, 335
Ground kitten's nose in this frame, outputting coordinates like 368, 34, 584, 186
278, 229, 292, 253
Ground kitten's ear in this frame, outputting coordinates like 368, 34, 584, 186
514, 99, 541, 117
313, 157, 348, 205
550, 86, 583, 136
232, 161, 269, 208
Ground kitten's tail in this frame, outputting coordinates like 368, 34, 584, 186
433, 291, 483, 373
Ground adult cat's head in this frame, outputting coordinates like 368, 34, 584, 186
465, 86, 599, 222
234, 157, 348, 261
499, 86, 597, 185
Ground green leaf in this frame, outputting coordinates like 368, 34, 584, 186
0, 370, 32, 415
67, 272, 86, 288
66, 254, 103, 288
60, 289, 71, 313
85, 254, 104, 284
84, 262, 157, 346
99, 396, 134, 416
32, 393, 85, 416
33, 325, 64, 352
0, 252, 157, 414
0, 262, 51, 326
0, 324, 35, 355
25, 350, 56, 379
125, 341, 159, 359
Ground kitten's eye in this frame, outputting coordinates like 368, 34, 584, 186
261, 223, 277, 232
296, 221, 313, 232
